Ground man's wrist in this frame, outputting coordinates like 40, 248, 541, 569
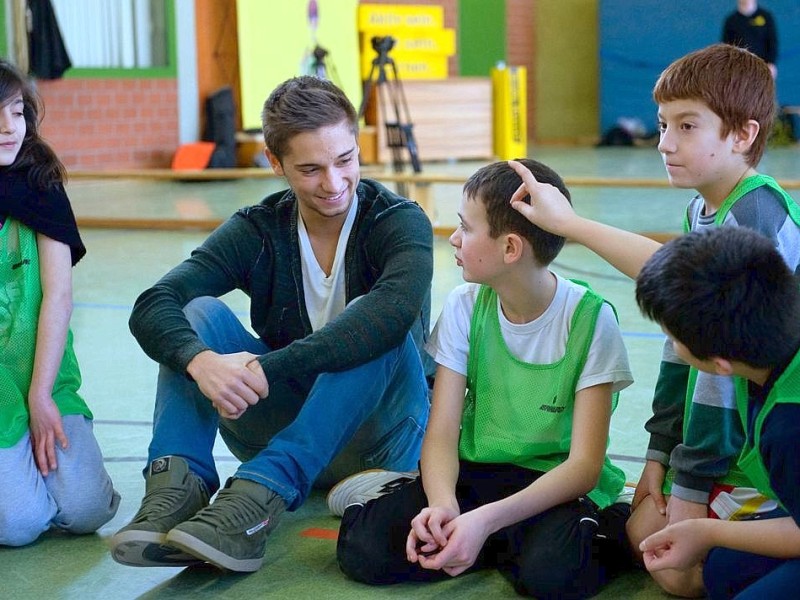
186, 349, 213, 379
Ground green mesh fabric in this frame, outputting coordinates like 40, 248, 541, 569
459, 284, 625, 508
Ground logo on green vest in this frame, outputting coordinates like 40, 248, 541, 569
539, 395, 564, 413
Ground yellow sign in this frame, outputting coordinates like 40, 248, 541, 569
361, 54, 448, 80
358, 4, 443, 29
360, 28, 455, 55
492, 65, 527, 160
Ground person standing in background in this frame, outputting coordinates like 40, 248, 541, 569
722, 0, 778, 78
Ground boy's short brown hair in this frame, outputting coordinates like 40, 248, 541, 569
653, 43, 774, 166
463, 159, 569, 266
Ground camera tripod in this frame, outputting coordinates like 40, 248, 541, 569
309, 44, 342, 88
359, 36, 421, 197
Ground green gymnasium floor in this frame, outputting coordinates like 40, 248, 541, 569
5, 145, 800, 598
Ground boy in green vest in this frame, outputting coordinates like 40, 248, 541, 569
332, 159, 634, 598
508, 42, 800, 597
636, 226, 800, 598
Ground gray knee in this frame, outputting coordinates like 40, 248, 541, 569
54, 489, 121, 534
0, 504, 50, 546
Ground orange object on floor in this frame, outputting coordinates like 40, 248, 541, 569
171, 141, 216, 170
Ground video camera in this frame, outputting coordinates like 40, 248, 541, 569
371, 36, 396, 57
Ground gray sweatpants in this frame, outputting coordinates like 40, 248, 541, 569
0, 415, 120, 546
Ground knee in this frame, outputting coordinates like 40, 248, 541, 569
183, 296, 227, 330
54, 489, 121, 535
0, 504, 50, 547
626, 497, 666, 563
336, 505, 393, 585
514, 561, 595, 600
652, 567, 705, 598
512, 527, 601, 599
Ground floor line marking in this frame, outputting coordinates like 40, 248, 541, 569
301, 528, 339, 540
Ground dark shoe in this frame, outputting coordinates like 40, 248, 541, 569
166, 478, 286, 572
110, 456, 209, 567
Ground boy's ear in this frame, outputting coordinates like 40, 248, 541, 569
264, 149, 284, 175
710, 357, 735, 377
732, 119, 760, 154
503, 233, 525, 264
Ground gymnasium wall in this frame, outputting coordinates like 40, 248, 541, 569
600, 0, 800, 134
535, 0, 598, 143
236, 0, 361, 132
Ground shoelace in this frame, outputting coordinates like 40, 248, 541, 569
190, 489, 270, 530
133, 485, 192, 521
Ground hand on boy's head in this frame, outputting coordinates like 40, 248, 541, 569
507, 160, 576, 237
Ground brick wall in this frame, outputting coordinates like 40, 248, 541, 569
506, 0, 535, 140
36, 78, 179, 170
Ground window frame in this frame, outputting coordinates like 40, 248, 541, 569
0, 0, 177, 78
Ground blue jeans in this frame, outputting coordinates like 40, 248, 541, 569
147, 297, 429, 510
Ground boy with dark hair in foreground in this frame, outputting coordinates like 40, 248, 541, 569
636, 227, 800, 598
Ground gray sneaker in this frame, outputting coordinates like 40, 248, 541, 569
326, 469, 417, 517
166, 478, 286, 572
110, 456, 210, 567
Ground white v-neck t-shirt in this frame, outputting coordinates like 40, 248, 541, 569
297, 195, 358, 332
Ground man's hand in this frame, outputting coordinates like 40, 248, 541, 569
640, 519, 713, 573
666, 495, 707, 525
187, 350, 269, 419
632, 460, 668, 513
28, 395, 69, 476
507, 160, 579, 237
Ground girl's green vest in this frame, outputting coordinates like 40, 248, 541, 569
0, 219, 90, 448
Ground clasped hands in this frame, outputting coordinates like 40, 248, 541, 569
405, 505, 490, 577
187, 350, 269, 420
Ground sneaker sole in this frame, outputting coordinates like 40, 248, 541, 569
166, 529, 264, 573
111, 530, 205, 568
326, 469, 417, 517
